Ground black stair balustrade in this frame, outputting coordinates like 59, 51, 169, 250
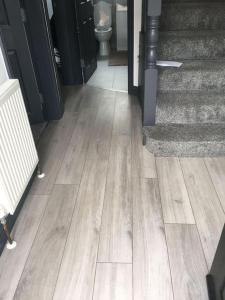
142, 0, 162, 126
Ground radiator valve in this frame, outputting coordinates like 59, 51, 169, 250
0, 217, 17, 250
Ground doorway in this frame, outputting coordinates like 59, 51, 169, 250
45, 0, 134, 94
87, 0, 129, 92
0, 0, 135, 124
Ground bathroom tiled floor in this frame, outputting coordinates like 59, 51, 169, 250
87, 59, 128, 92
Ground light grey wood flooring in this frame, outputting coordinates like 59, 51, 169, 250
0, 85, 225, 300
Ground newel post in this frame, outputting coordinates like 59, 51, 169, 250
143, 0, 162, 126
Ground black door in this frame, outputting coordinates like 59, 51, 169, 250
52, 0, 83, 85
75, 0, 97, 83
21, 0, 64, 121
207, 225, 225, 300
0, 0, 44, 124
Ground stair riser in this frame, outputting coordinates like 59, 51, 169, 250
156, 101, 225, 124
161, 5, 225, 30
158, 68, 225, 91
159, 34, 225, 60
145, 140, 225, 157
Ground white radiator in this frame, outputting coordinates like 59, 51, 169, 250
0, 79, 38, 219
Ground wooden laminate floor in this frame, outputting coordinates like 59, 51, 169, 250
0, 85, 224, 300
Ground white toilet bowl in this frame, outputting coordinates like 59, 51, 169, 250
95, 27, 112, 57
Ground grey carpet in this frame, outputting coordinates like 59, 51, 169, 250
161, 3, 225, 31
159, 31, 225, 60
158, 60, 225, 91
144, 124, 225, 157
156, 92, 225, 124
144, 0, 225, 156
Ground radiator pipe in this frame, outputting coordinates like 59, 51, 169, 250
0, 217, 17, 250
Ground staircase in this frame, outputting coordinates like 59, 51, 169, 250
144, 0, 225, 156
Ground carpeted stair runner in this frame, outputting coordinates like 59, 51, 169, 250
159, 31, 225, 60
144, 0, 225, 156
161, 3, 225, 31
156, 92, 225, 124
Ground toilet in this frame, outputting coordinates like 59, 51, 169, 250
94, 1, 112, 57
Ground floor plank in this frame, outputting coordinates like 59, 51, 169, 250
131, 101, 157, 179
205, 157, 225, 213
53, 90, 116, 300
0, 195, 48, 300
63, 85, 84, 114
142, 147, 157, 179
166, 224, 208, 300
56, 89, 115, 184
30, 111, 78, 195
1, 86, 223, 300
86, 93, 116, 161
93, 263, 132, 300
133, 178, 173, 300
180, 158, 225, 268
14, 185, 78, 300
53, 158, 109, 300
156, 157, 195, 224
112, 92, 132, 136
97, 135, 132, 263
97, 93, 132, 263
55, 104, 98, 185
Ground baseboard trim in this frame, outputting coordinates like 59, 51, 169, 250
0, 168, 37, 255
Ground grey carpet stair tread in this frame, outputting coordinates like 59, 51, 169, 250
143, 124, 225, 156
161, 3, 225, 30
145, 0, 225, 156
144, 123, 225, 141
156, 92, 225, 124
159, 31, 225, 60
158, 60, 225, 91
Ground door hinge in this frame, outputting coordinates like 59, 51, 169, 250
20, 7, 27, 23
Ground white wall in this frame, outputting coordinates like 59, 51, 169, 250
133, 0, 142, 87
0, 46, 8, 85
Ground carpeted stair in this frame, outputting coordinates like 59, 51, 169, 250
144, 0, 225, 156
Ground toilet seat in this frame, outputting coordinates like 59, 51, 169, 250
95, 27, 112, 33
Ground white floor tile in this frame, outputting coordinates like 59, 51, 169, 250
88, 59, 128, 92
